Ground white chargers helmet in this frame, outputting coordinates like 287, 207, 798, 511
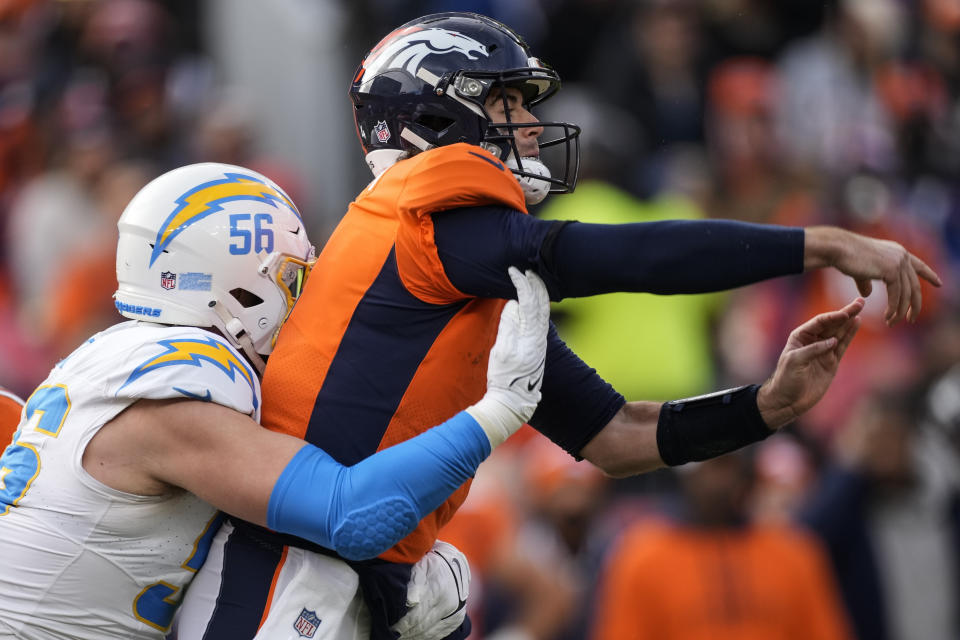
115, 162, 315, 373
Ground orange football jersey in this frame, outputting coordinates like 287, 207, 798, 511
262, 143, 527, 562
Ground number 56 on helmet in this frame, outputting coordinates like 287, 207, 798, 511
114, 163, 316, 372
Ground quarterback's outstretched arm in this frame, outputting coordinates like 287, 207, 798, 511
433, 207, 940, 326
83, 268, 548, 561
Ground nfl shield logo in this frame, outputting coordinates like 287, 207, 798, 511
374, 120, 391, 144
293, 608, 320, 638
160, 271, 176, 290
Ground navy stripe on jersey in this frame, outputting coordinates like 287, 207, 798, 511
200, 520, 284, 640
305, 248, 467, 464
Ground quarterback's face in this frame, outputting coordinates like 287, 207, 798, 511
485, 87, 543, 158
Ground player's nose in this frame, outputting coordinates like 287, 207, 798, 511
518, 108, 544, 139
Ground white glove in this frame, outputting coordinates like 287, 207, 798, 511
467, 267, 550, 448
391, 540, 471, 640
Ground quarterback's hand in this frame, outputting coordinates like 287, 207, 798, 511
391, 541, 471, 640
466, 267, 550, 447
757, 297, 864, 429
804, 226, 941, 326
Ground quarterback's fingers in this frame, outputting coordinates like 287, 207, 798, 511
792, 307, 853, 343
896, 267, 911, 325
789, 336, 839, 364
912, 253, 942, 287
835, 315, 861, 360
907, 260, 922, 322
840, 297, 866, 319
884, 268, 902, 326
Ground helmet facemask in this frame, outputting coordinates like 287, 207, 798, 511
350, 12, 581, 202
447, 67, 581, 202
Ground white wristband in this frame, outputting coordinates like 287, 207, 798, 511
465, 392, 527, 449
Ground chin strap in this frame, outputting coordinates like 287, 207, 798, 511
365, 149, 408, 177
506, 155, 551, 205
210, 300, 266, 374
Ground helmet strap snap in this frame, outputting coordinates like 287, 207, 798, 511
211, 300, 267, 374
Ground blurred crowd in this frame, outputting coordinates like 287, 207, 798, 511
0, 0, 305, 388
1, 1, 959, 639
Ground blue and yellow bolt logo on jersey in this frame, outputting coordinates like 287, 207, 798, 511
149, 172, 301, 267
121, 338, 258, 409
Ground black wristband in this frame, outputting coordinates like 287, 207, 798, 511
656, 384, 772, 466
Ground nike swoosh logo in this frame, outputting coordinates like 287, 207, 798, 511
508, 355, 546, 391
441, 599, 467, 620
434, 550, 468, 619
526, 369, 544, 392
288, 226, 301, 235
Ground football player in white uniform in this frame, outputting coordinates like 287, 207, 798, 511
0, 163, 549, 640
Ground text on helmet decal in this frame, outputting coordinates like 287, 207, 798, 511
158, 272, 213, 292
115, 300, 162, 318
119, 337, 258, 410
179, 272, 213, 291
362, 28, 488, 78
149, 172, 301, 268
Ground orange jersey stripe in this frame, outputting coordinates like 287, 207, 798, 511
257, 545, 290, 631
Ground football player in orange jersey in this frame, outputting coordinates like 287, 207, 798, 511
0, 387, 24, 446
176, 12, 940, 640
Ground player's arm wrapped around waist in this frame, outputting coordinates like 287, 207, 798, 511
266, 411, 491, 561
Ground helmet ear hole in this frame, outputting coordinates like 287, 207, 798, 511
230, 288, 264, 308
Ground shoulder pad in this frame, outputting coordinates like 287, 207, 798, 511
399, 144, 526, 217
111, 326, 261, 417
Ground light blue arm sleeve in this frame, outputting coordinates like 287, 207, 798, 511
266, 410, 491, 561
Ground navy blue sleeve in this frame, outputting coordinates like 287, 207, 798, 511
431, 206, 805, 299
530, 323, 626, 457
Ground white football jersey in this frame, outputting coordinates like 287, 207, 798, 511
0, 321, 261, 640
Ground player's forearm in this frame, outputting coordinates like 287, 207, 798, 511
546, 219, 804, 296
266, 411, 492, 560
581, 385, 776, 475
579, 401, 663, 477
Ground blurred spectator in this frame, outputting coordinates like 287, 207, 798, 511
704, 57, 817, 225
775, 0, 903, 176
799, 385, 960, 640
44, 159, 152, 355
5, 90, 118, 332
593, 451, 853, 640
586, 0, 706, 196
